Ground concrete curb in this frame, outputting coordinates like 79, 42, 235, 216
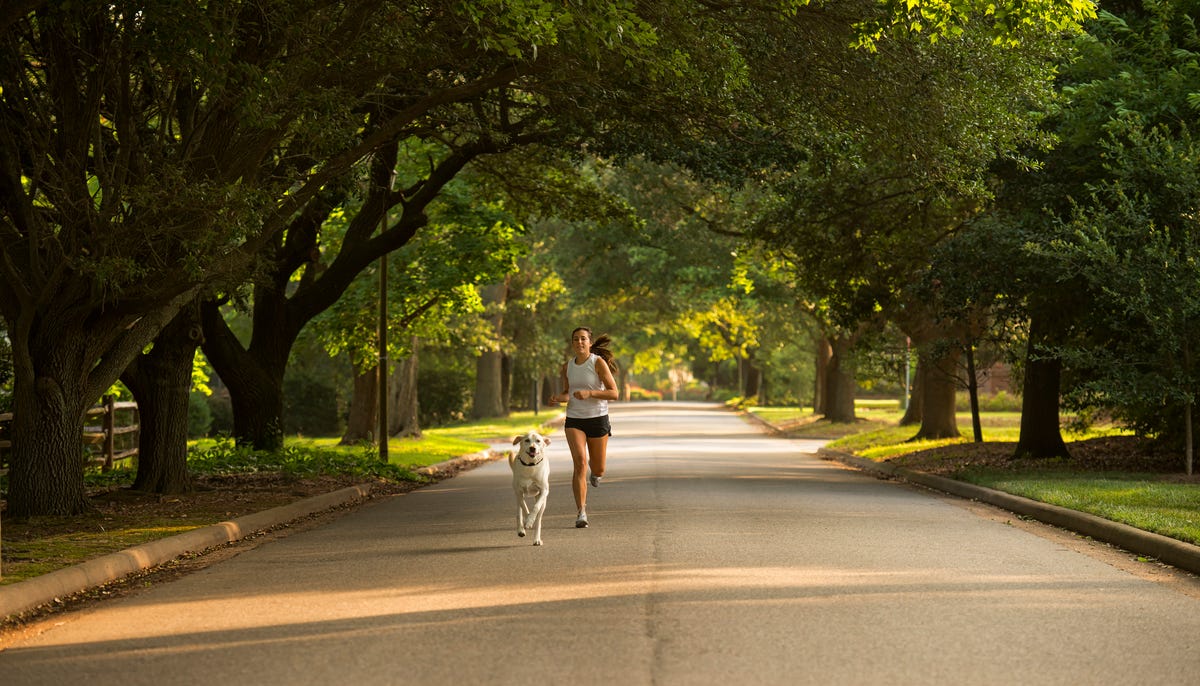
1, 483, 373, 622
818, 447, 1200, 576
416, 450, 502, 476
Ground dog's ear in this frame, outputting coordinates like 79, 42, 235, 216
512, 435, 521, 445
543, 437, 551, 446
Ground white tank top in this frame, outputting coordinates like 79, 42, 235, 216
566, 354, 608, 419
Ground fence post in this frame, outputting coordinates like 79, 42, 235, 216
103, 395, 115, 472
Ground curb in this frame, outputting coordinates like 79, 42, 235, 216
1, 483, 373, 622
818, 447, 1200, 576
416, 449, 502, 476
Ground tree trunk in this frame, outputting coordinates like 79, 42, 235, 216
474, 351, 505, 418
228, 374, 286, 451
822, 336, 857, 423
814, 336, 832, 414
899, 361, 923, 426
743, 356, 762, 402
966, 344, 983, 443
121, 309, 202, 494
472, 281, 508, 419
500, 352, 512, 413
6, 333, 93, 517
912, 346, 961, 440
388, 337, 421, 438
341, 352, 378, 445
201, 300, 293, 452
1014, 319, 1069, 459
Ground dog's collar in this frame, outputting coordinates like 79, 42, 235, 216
517, 455, 542, 467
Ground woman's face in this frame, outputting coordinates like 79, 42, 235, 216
571, 329, 591, 356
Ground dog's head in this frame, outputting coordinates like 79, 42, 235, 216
512, 431, 551, 466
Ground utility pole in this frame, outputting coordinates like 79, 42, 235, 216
378, 248, 388, 463
378, 172, 395, 463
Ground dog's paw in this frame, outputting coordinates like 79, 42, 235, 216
533, 539, 543, 546
518, 530, 526, 537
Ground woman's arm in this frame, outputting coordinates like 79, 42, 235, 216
574, 358, 619, 401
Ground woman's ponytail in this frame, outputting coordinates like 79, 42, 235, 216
590, 333, 618, 374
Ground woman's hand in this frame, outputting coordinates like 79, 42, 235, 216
572, 389, 590, 400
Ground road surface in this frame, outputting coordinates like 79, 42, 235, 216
2, 402, 1199, 684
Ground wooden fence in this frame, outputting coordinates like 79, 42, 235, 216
0, 396, 141, 473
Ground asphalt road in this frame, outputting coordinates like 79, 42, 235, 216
2, 402, 1199, 685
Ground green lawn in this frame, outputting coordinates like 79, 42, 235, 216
956, 471, 1200, 545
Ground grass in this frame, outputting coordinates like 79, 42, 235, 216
957, 471, 1200, 545
6, 521, 203, 579
750, 401, 1200, 547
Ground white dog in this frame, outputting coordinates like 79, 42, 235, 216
509, 431, 551, 546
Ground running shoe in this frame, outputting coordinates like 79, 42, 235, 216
575, 511, 589, 528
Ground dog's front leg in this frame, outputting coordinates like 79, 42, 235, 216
516, 493, 530, 538
528, 485, 548, 546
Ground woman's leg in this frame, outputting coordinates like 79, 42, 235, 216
565, 427, 589, 511
587, 435, 608, 480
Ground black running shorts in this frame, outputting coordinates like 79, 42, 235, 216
564, 415, 612, 438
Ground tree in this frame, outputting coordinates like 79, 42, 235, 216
0, 1, 429, 515
1051, 126, 1200, 472
969, 1, 1200, 460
